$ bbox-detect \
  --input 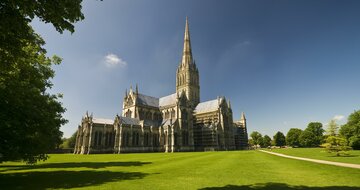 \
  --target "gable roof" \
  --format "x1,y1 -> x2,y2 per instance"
159,93 -> 177,107
136,94 -> 159,107
119,117 -> 140,125
142,119 -> 161,126
194,98 -> 222,113
92,118 -> 114,125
